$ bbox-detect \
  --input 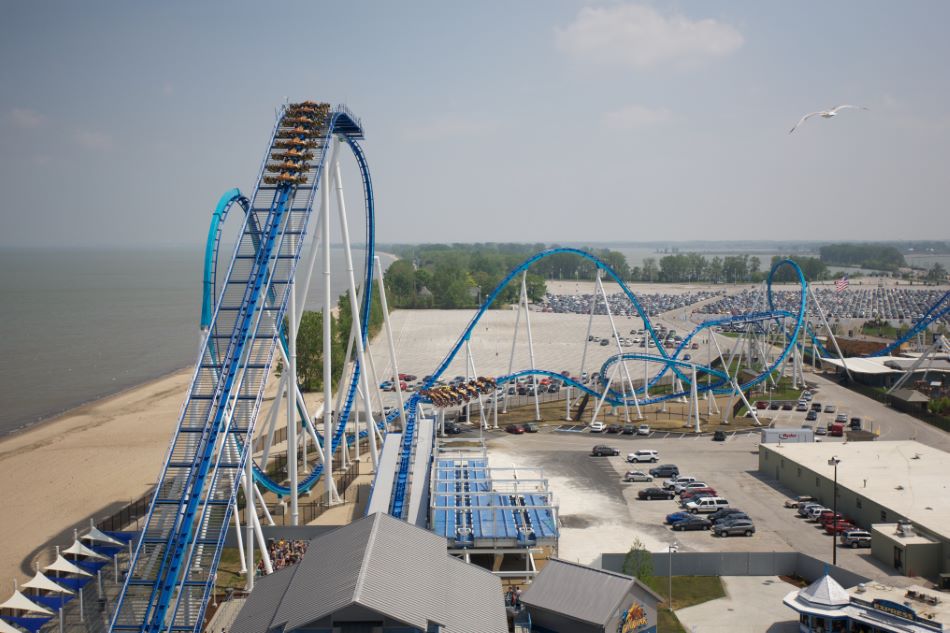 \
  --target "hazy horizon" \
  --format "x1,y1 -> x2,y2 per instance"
2,1 -> 950,248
